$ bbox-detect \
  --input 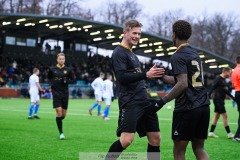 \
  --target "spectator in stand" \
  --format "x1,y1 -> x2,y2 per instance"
72,87 -> 82,99
45,42 -> 51,54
